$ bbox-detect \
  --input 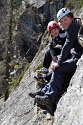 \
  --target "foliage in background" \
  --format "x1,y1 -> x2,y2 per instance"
65,0 -> 83,10
13,0 -> 22,9
0,0 -> 30,99
35,63 -> 42,71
